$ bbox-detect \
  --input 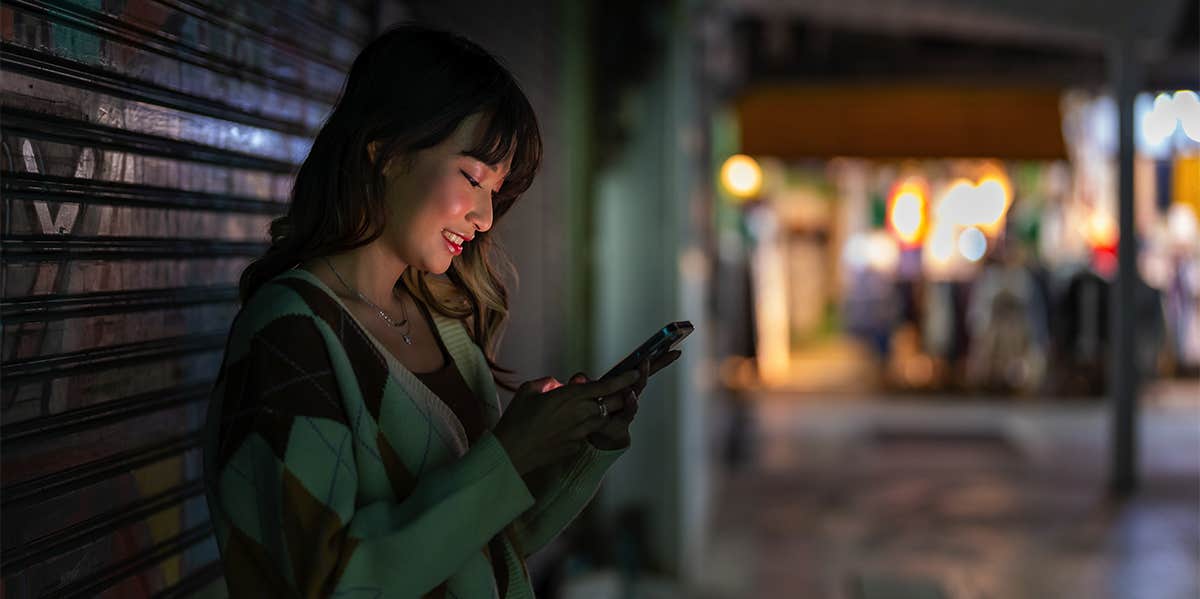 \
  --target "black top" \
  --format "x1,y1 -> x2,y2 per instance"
409,296 -> 487,444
